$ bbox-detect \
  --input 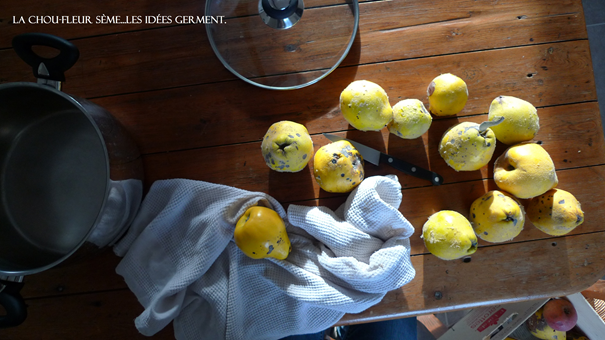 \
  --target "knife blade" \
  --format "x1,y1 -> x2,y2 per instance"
323,133 -> 443,185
